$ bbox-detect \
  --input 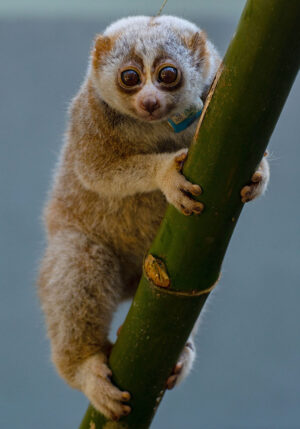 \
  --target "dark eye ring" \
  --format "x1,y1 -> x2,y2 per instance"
157,65 -> 180,87
119,68 -> 141,88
